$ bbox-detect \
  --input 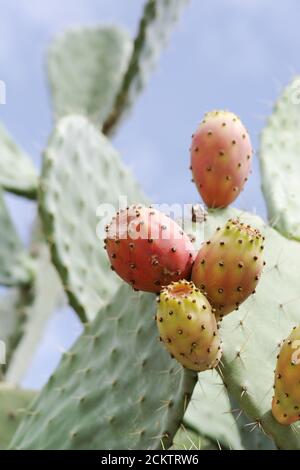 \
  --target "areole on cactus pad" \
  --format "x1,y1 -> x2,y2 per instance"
190,110 -> 253,208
